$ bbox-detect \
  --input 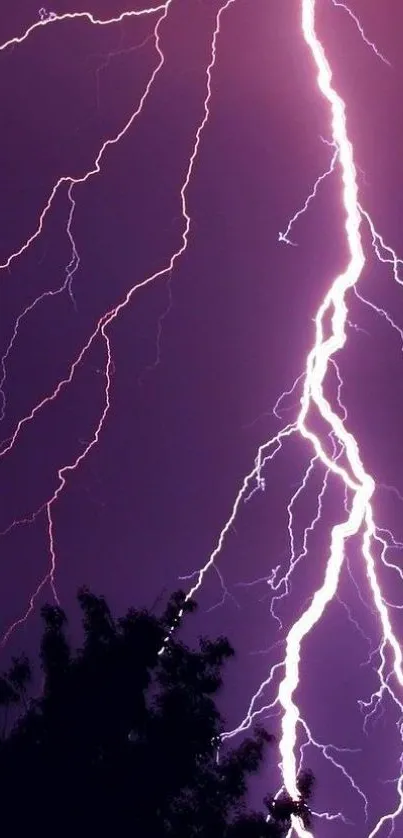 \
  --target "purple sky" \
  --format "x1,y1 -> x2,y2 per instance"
1,1 -> 403,835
